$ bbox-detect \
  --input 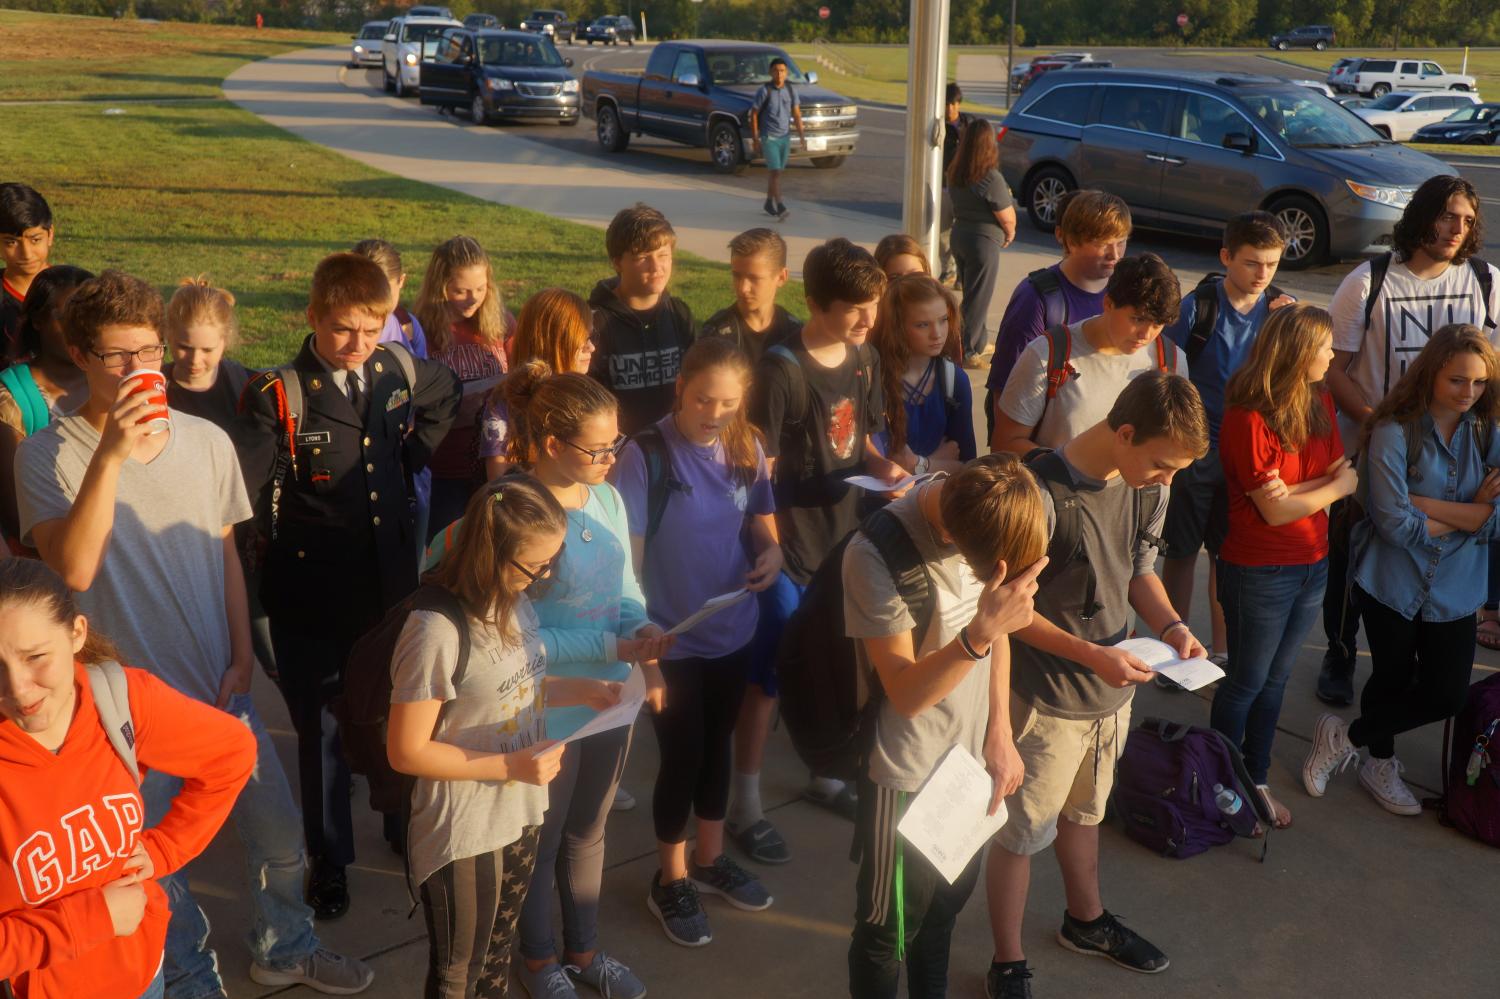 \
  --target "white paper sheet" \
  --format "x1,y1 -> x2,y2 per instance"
896,745 -> 1008,885
845,473 -> 918,493
664,588 -> 751,637
560,666 -> 646,744
1115,637 -> 1226,691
